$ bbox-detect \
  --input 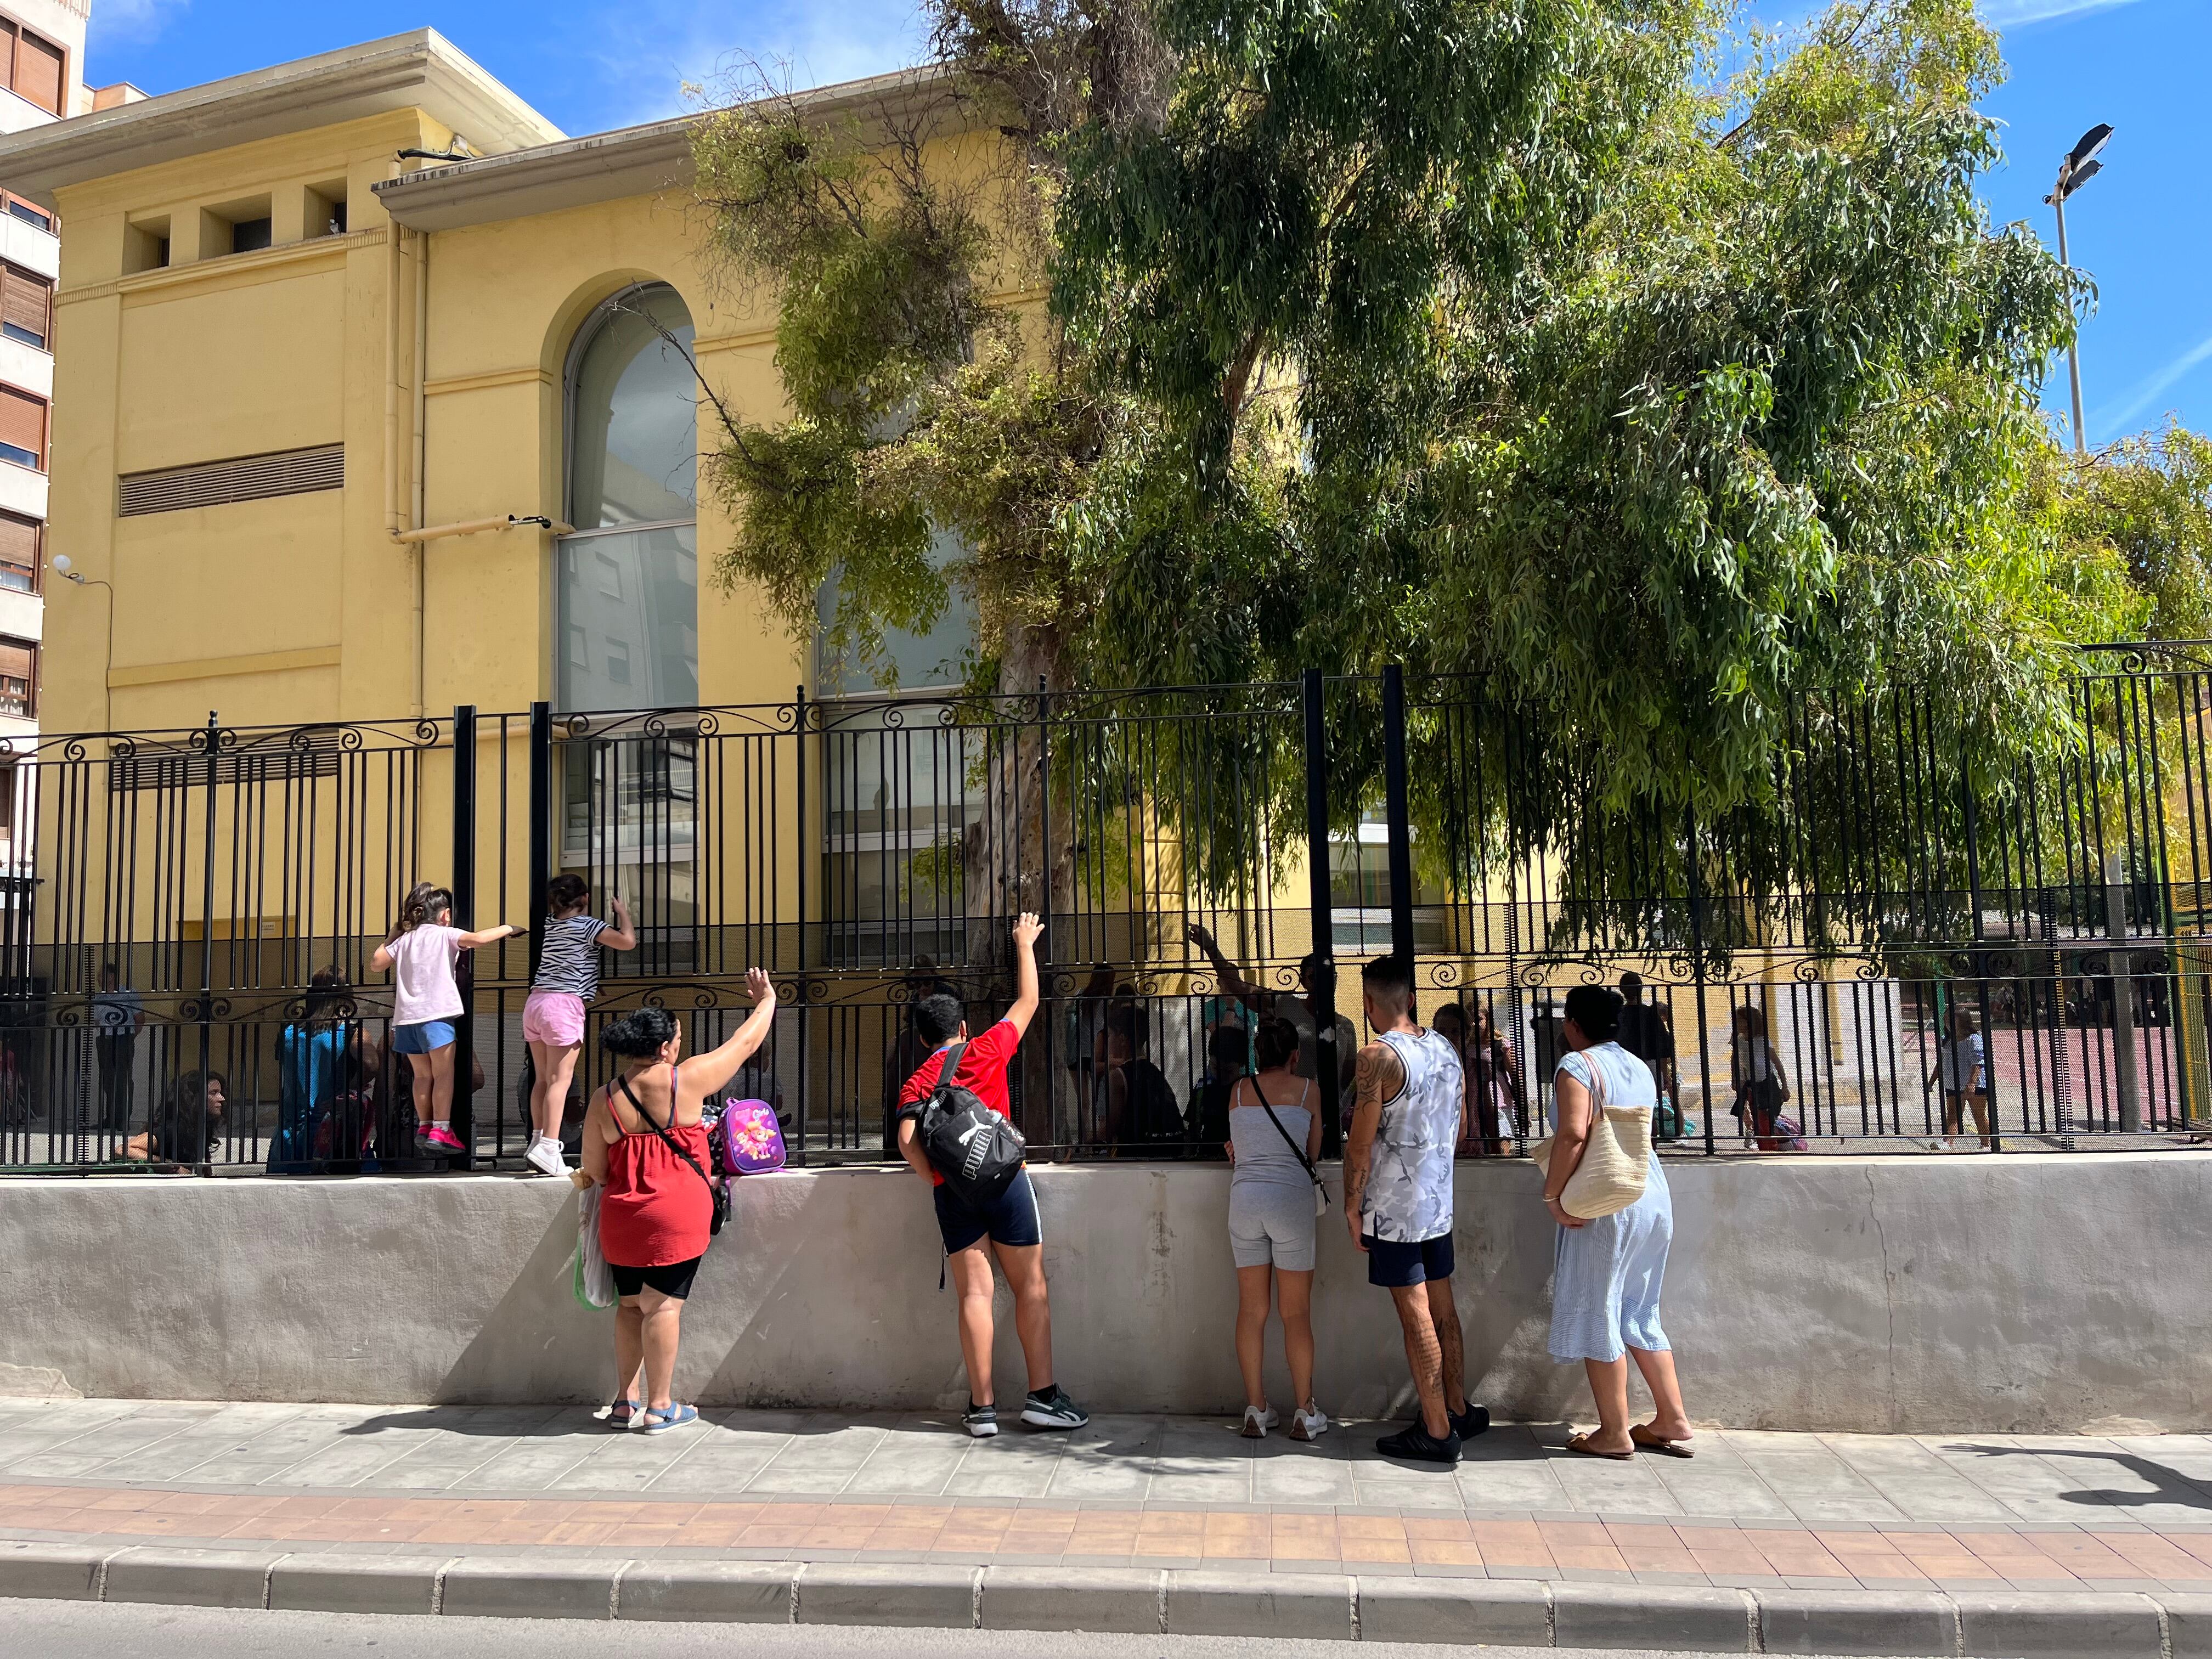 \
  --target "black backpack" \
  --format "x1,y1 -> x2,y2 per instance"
916,1040 -> 1026,1209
